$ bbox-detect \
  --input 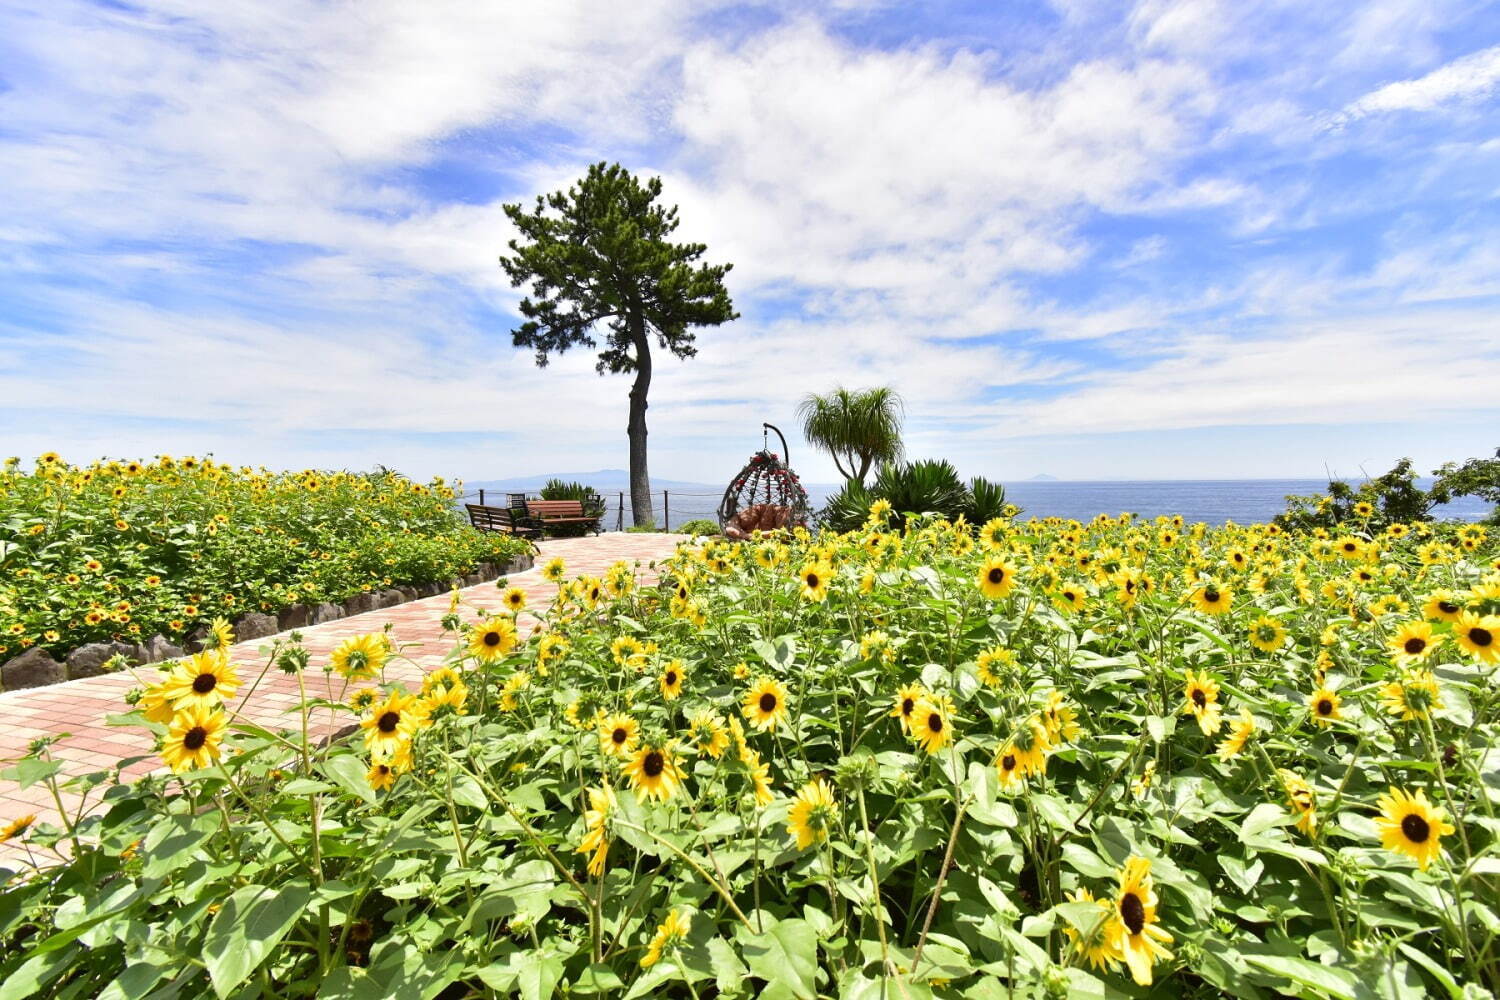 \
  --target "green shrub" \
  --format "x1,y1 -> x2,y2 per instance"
0,454 -> 531,656
674,518 -> 720,536
818,459 -> 1013,531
